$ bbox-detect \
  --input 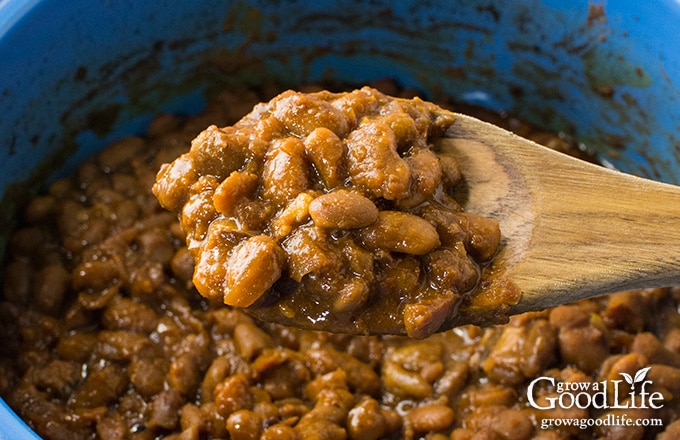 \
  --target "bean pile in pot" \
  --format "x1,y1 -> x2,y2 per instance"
152,86 -> 502,339
2,80 -> 680,440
